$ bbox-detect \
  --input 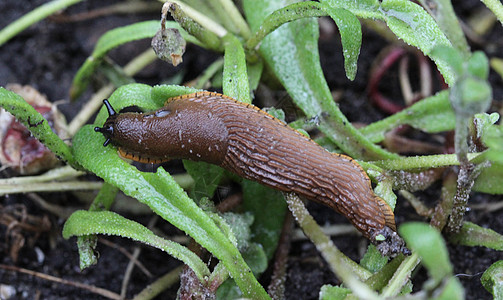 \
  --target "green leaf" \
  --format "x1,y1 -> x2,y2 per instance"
243,0 -> 397,160
319,3 -> 361,80
399,222 -> 452,284
221,212 -> 254,251
75,83 -> 269,299
417,0 -> 469,58
449,222 -> 503,250
481,260 -> 503,299
374,178 -> 397,210
71,21 -> 158,99
470,162 -> 503,194
360,90 -> 454,143
242,243 -> 268,275
183,161 -> 224,201
247,60 -> 263,92
242,181 -> 287,261
321,0 -> 380,18
432,277 -> 464,300
0,0 -> 83,46
380,0 -> 454,85
491,58 -> 503,80
450,76 -> 492,117
320,285 -> 351,300
325,0 -> 455,85
474,112 -> 500,140
216,279 -> 243,299
481,123 -> 503,164
468,51 -> 490,79
64,210 -> 210,280
0,87 -> 76,166
223,34 -> 251,103
364,255 -> 404,291
71,21 -> 199,99
77,182 -> 119,270
151,84 -> 200,107
245,1 -> 362,81
182,0 -> 219,23
264,107 -> 286,121
88,182 -> 118,211
431,46 -> 464,79
216,182 -> 286,298
360,244 -> 389,273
